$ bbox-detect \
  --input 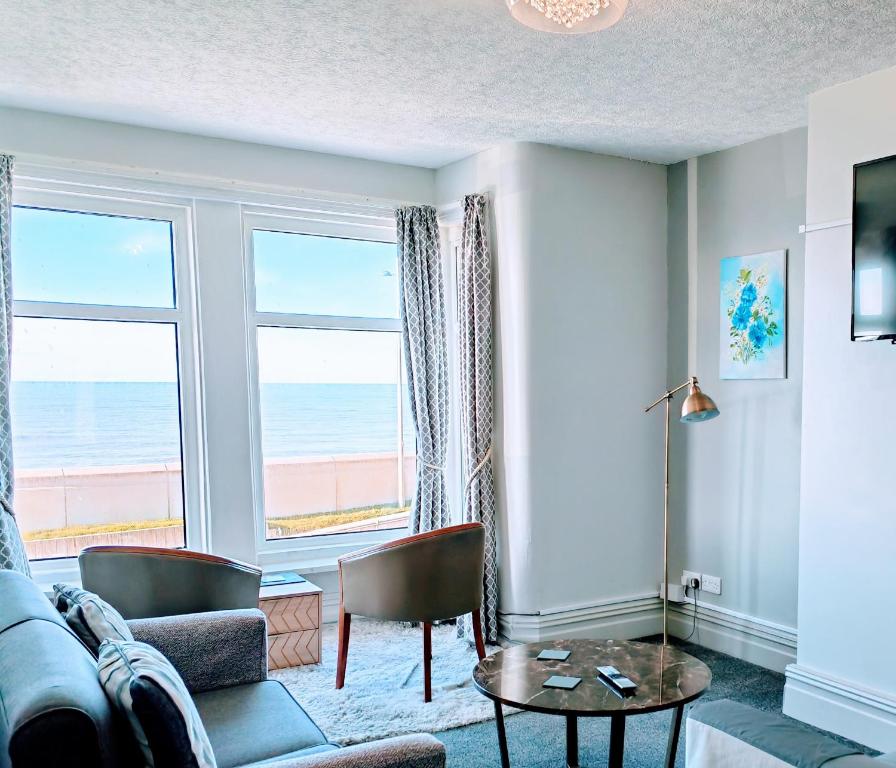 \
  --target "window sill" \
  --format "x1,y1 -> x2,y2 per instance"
29,556 -> 81,593
27,527 -> 403,591
257,527 -> 402,573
